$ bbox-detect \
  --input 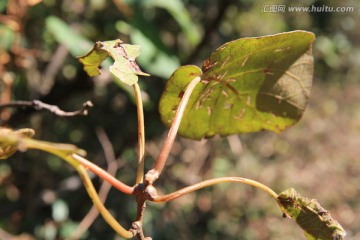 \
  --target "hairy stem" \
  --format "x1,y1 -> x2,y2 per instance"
146,76 -> 201,184
133,83 -> 145,184
151,177 -> 282,210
